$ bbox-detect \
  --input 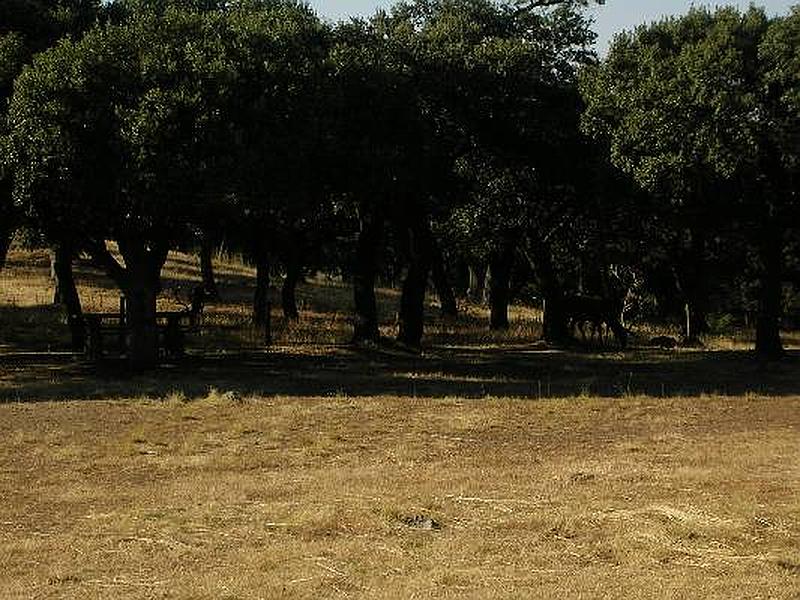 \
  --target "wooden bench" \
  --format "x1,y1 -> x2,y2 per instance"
84,312 -> 128,360
84,290 -> 205,361
155,310 -> 198,358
